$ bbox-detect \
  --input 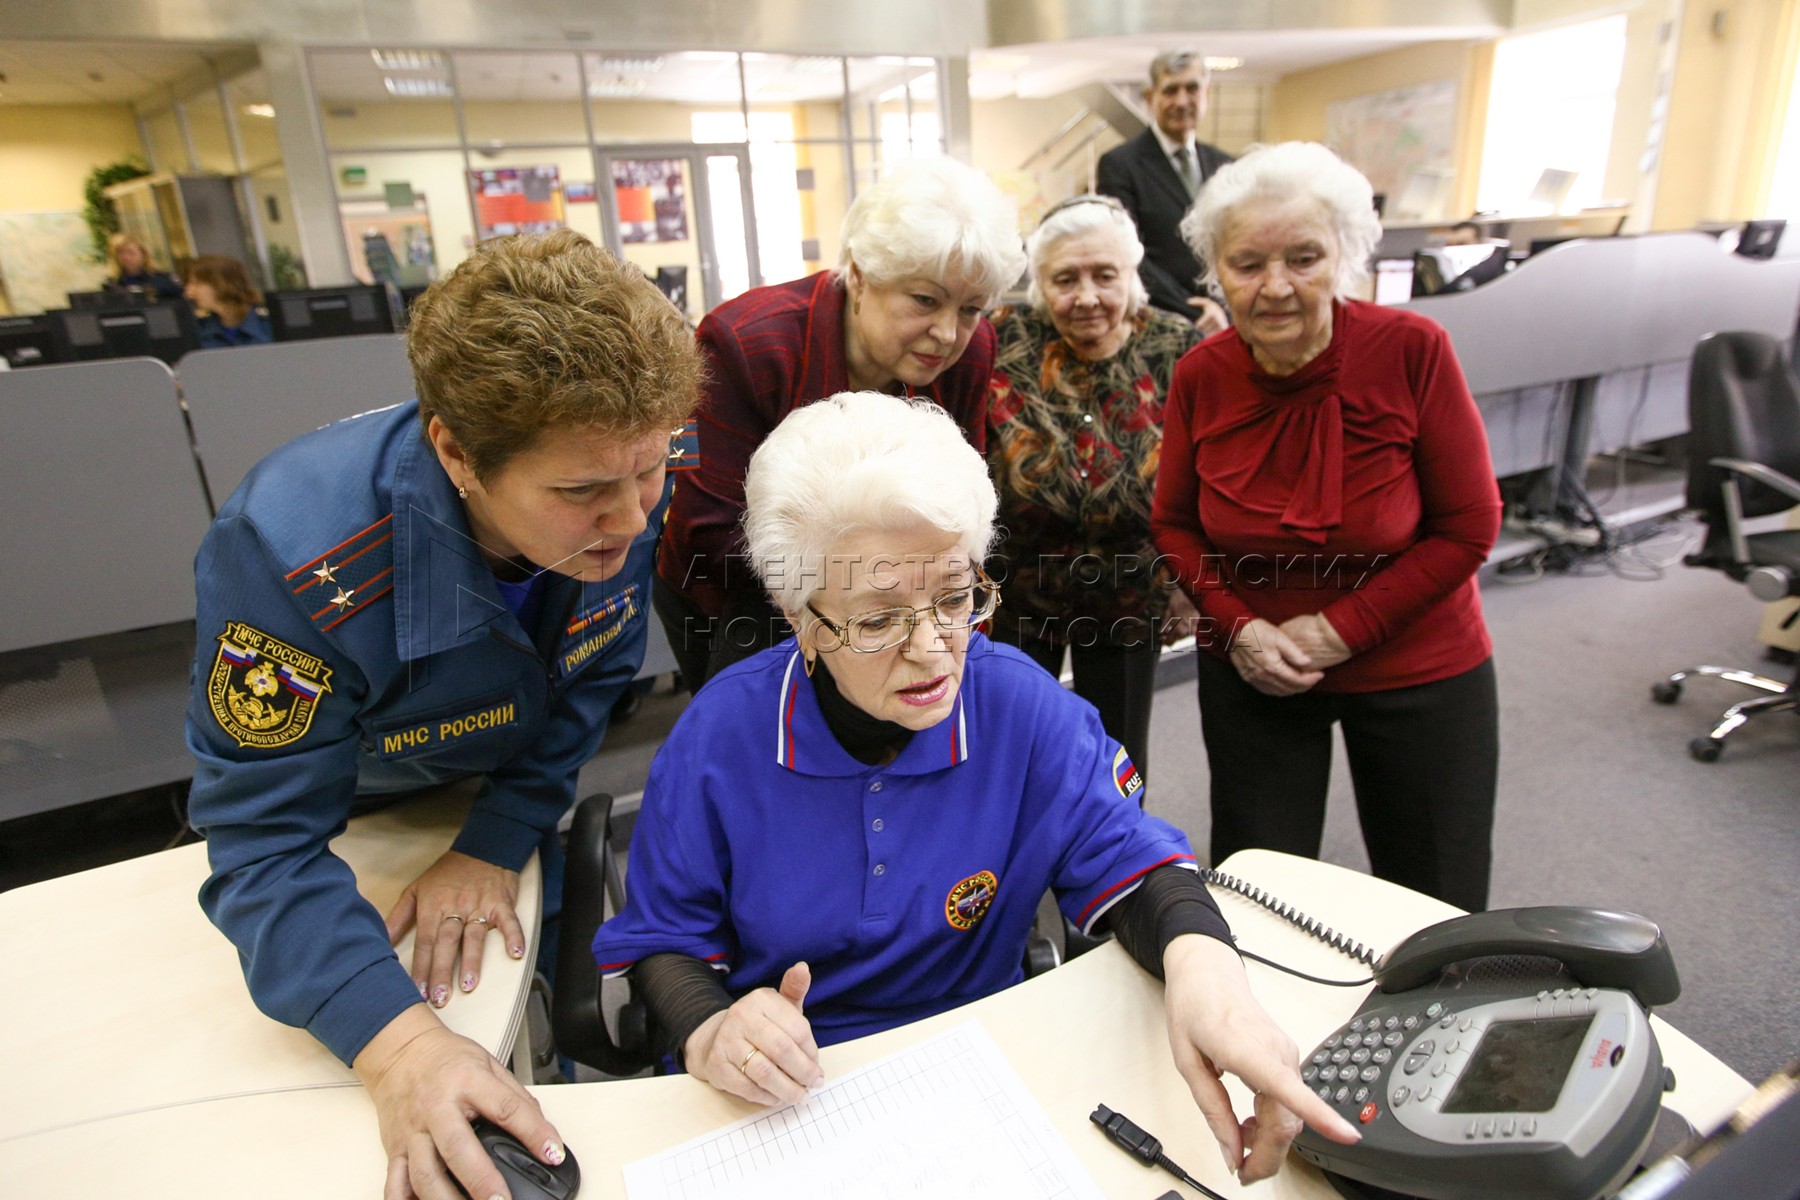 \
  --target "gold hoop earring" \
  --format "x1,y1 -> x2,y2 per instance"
803,653 -> 817,678
457,485 -> 468,500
